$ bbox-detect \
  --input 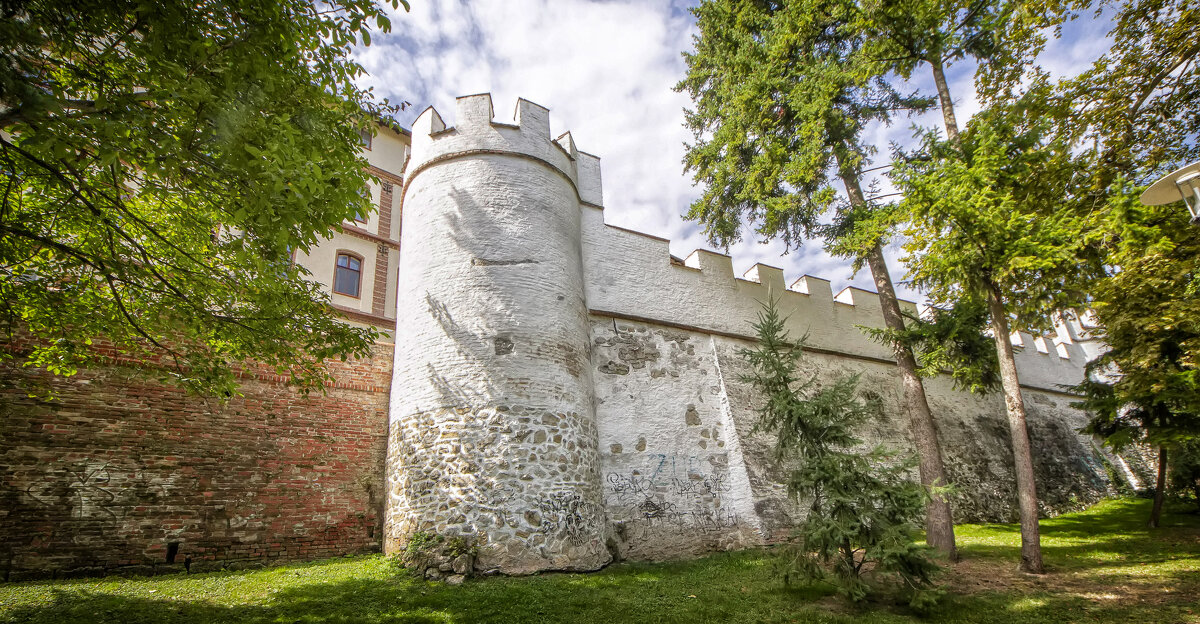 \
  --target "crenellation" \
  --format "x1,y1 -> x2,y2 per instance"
742,263 -> 786,293
514,98 -> 552,138
790,275 -> 833,298
411,106 -> 446,144
455,93 -> 496,128
683,249 -> 735,279
554,131 -> 578,160
575,151 -> 604,207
